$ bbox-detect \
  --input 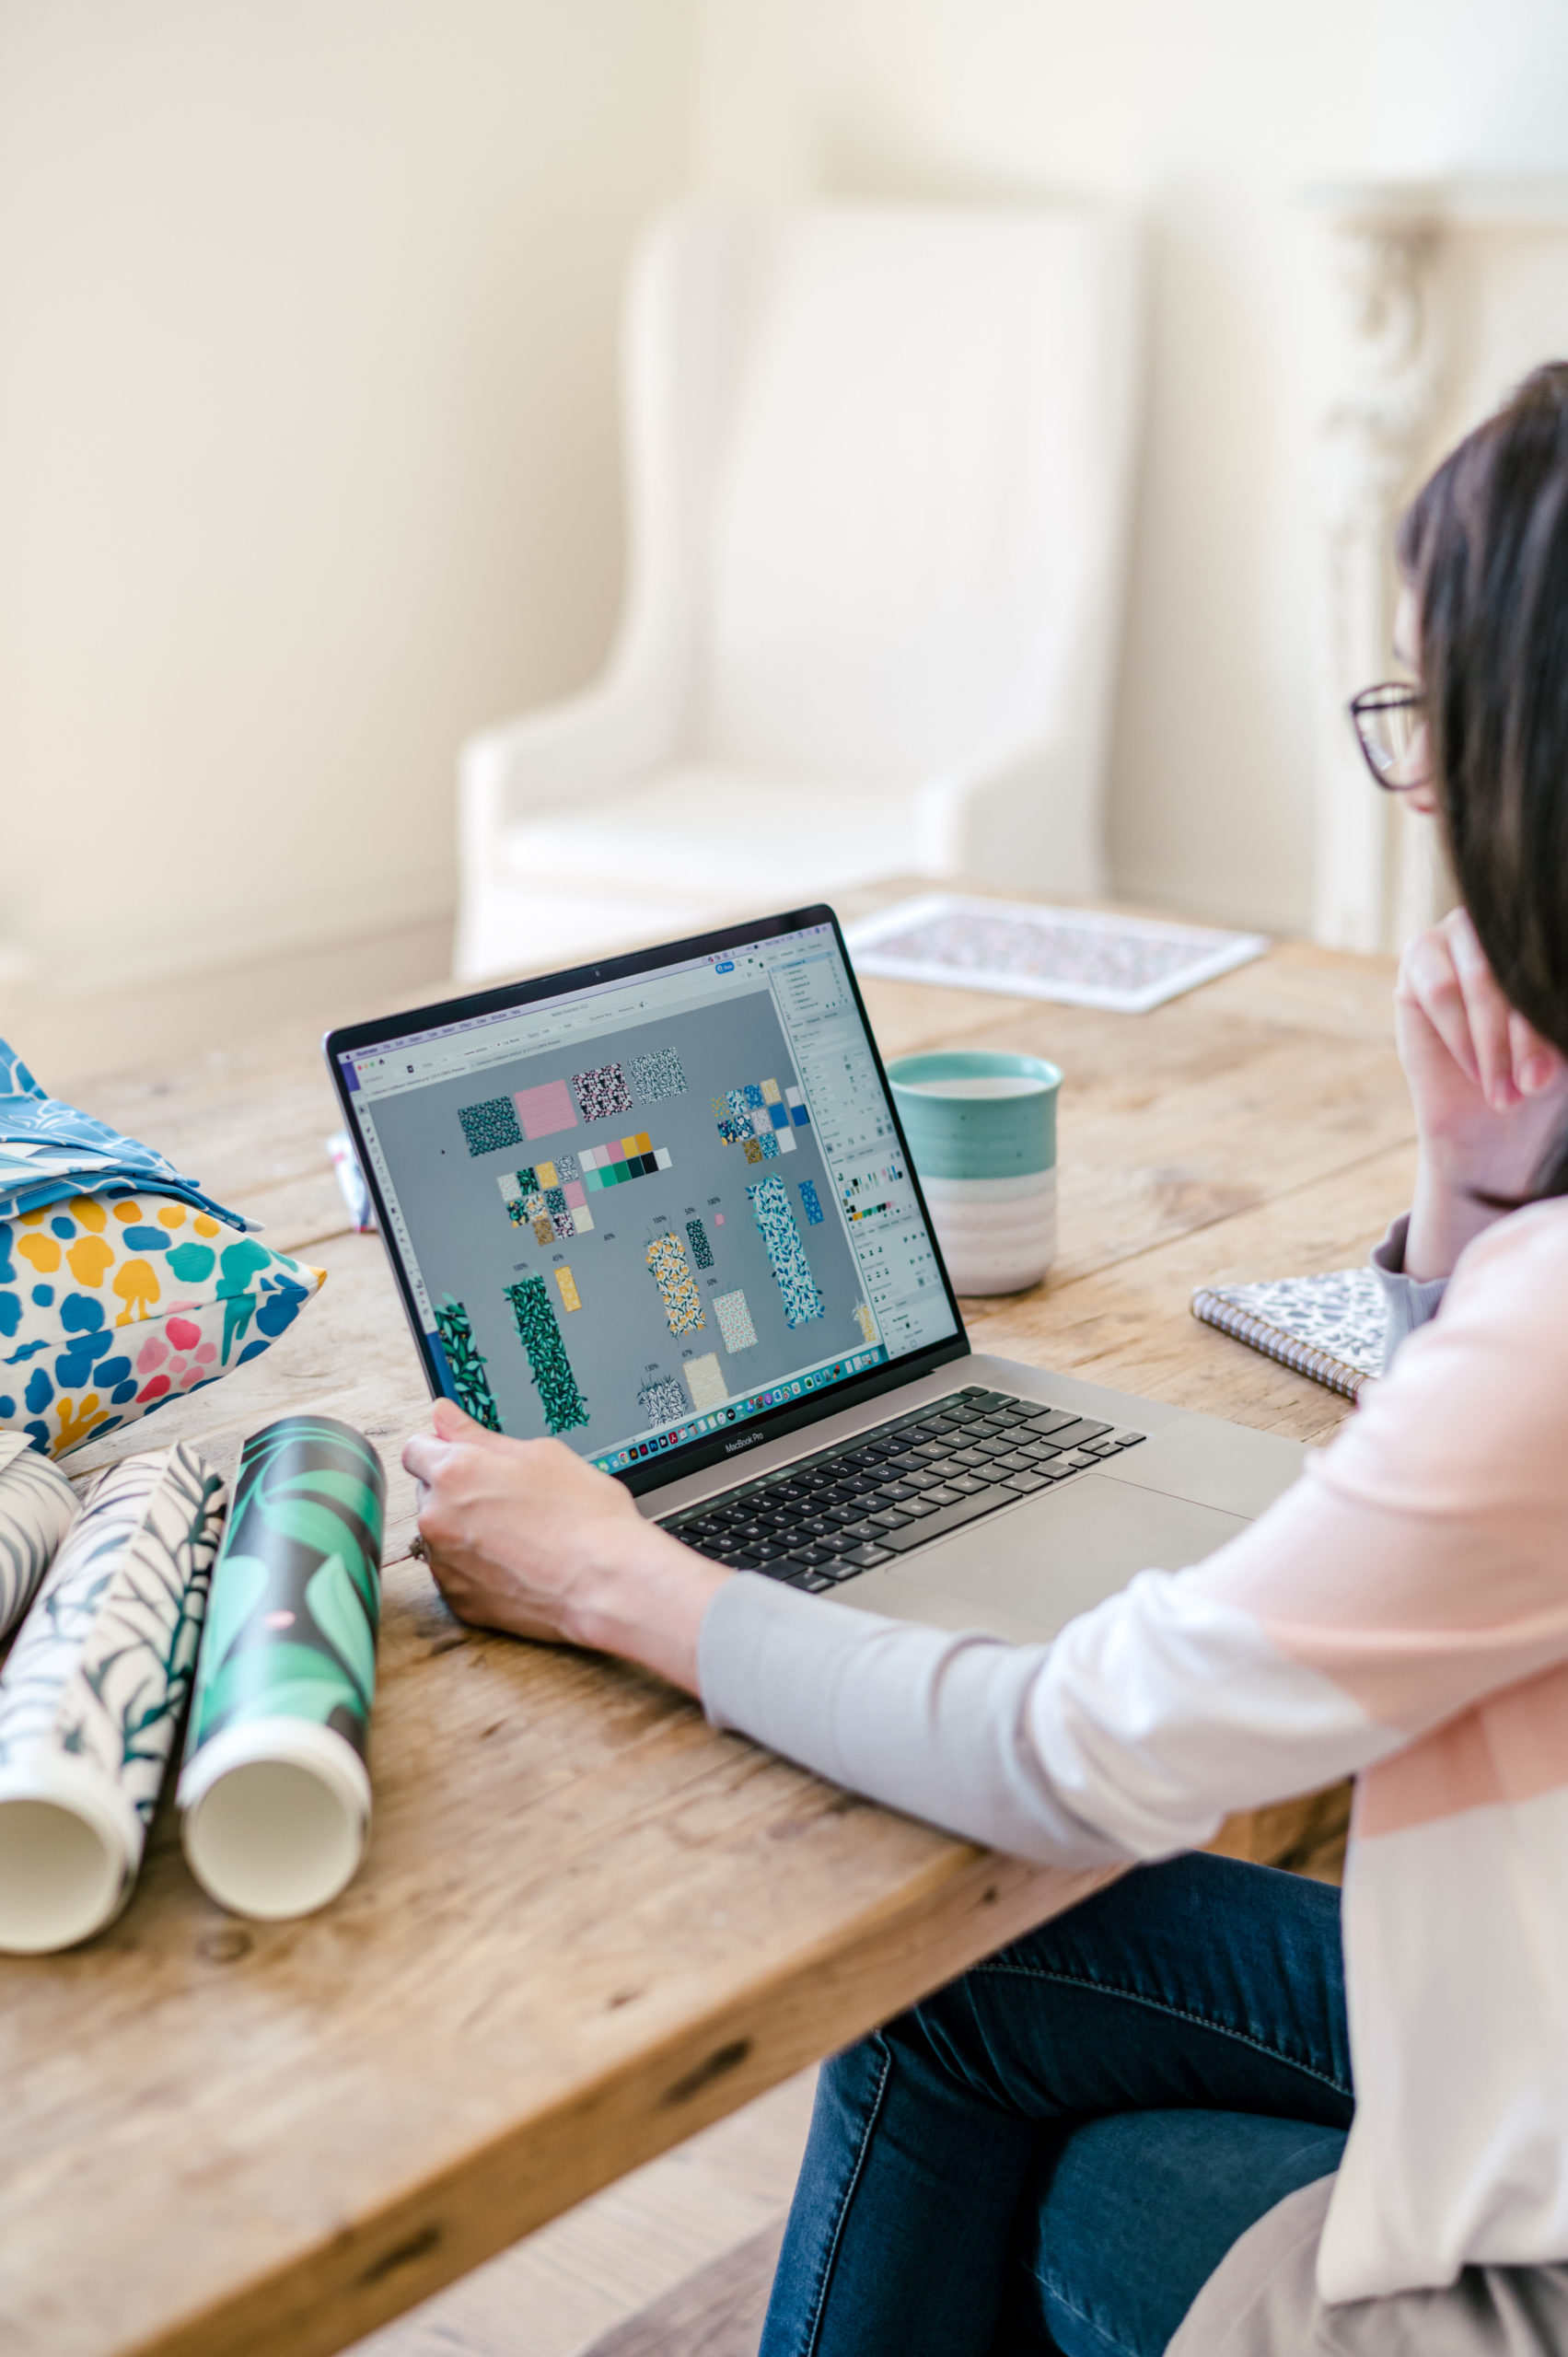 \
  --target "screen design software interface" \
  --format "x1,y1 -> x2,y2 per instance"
340,923 -> 958,1473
